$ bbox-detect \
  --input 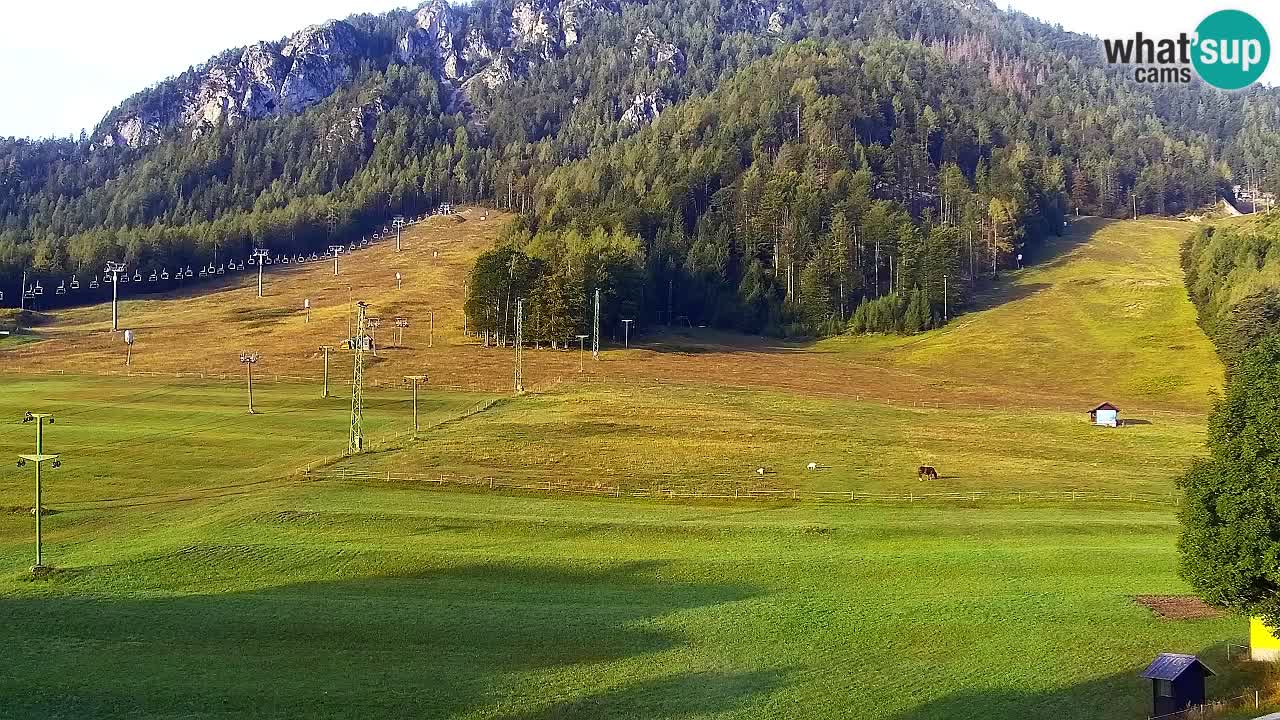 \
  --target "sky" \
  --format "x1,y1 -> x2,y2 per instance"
1,0 -> 1279,140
